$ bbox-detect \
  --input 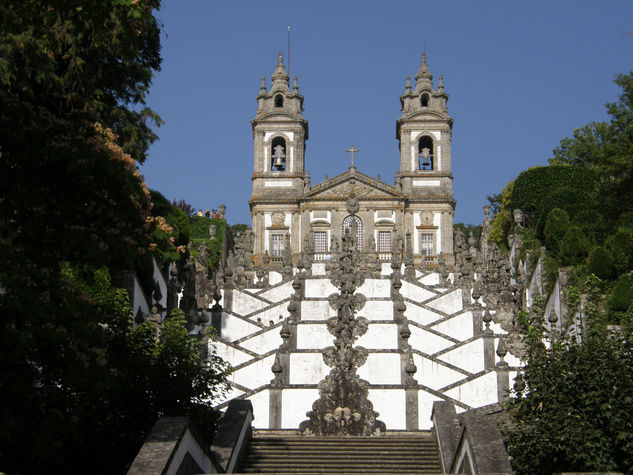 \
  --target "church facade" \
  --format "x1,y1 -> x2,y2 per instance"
249,53 -> 455,266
